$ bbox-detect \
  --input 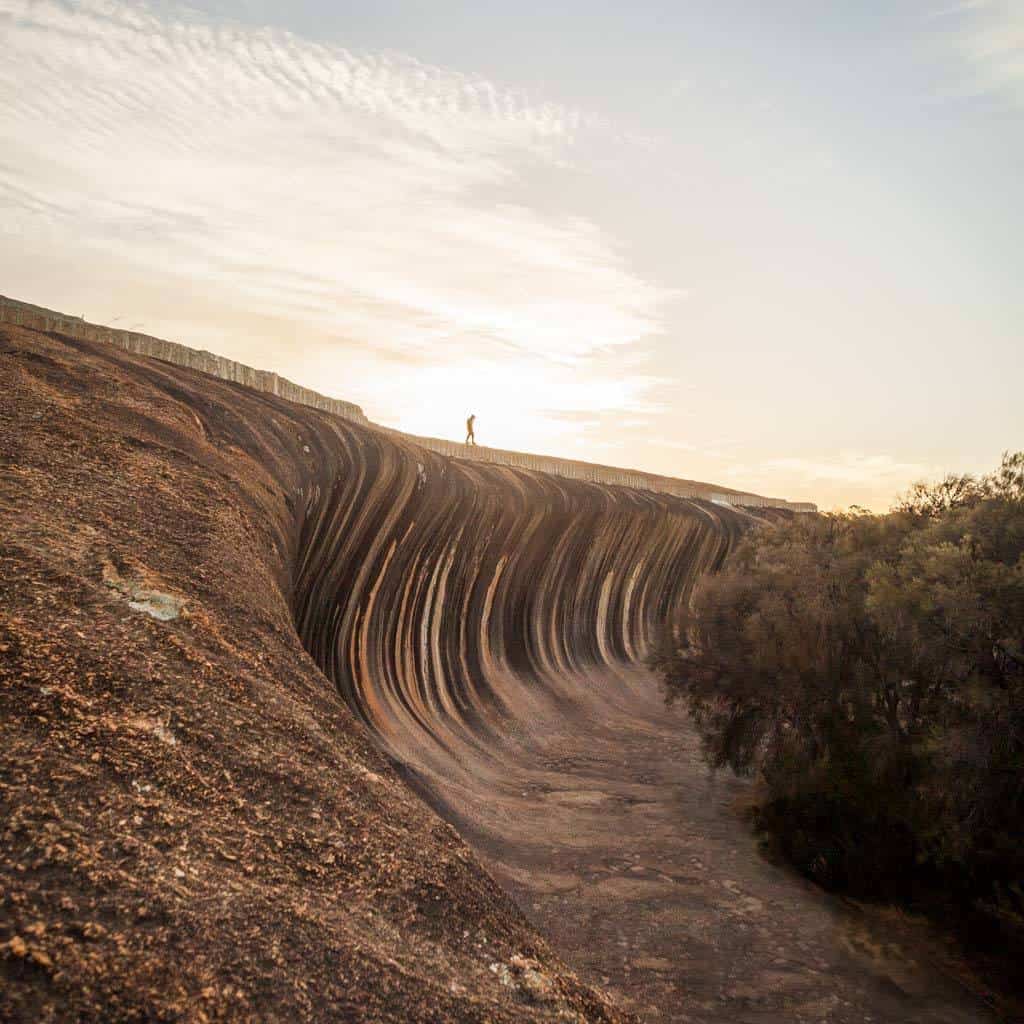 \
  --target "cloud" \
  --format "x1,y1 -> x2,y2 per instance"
730,453 -> 939,486
709,452 -> 950,512
931,0 -> 1024,107
0,0 -> 672,443
655,439 -> 697,451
